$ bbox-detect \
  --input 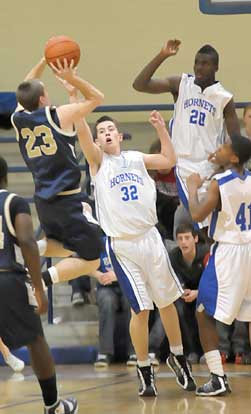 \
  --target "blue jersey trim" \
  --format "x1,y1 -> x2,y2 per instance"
175,168 -> 200,231
107,238 -> 140,314
218,169 -> 251,186
197,242 -> 219,316
209,209 -> 219,239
